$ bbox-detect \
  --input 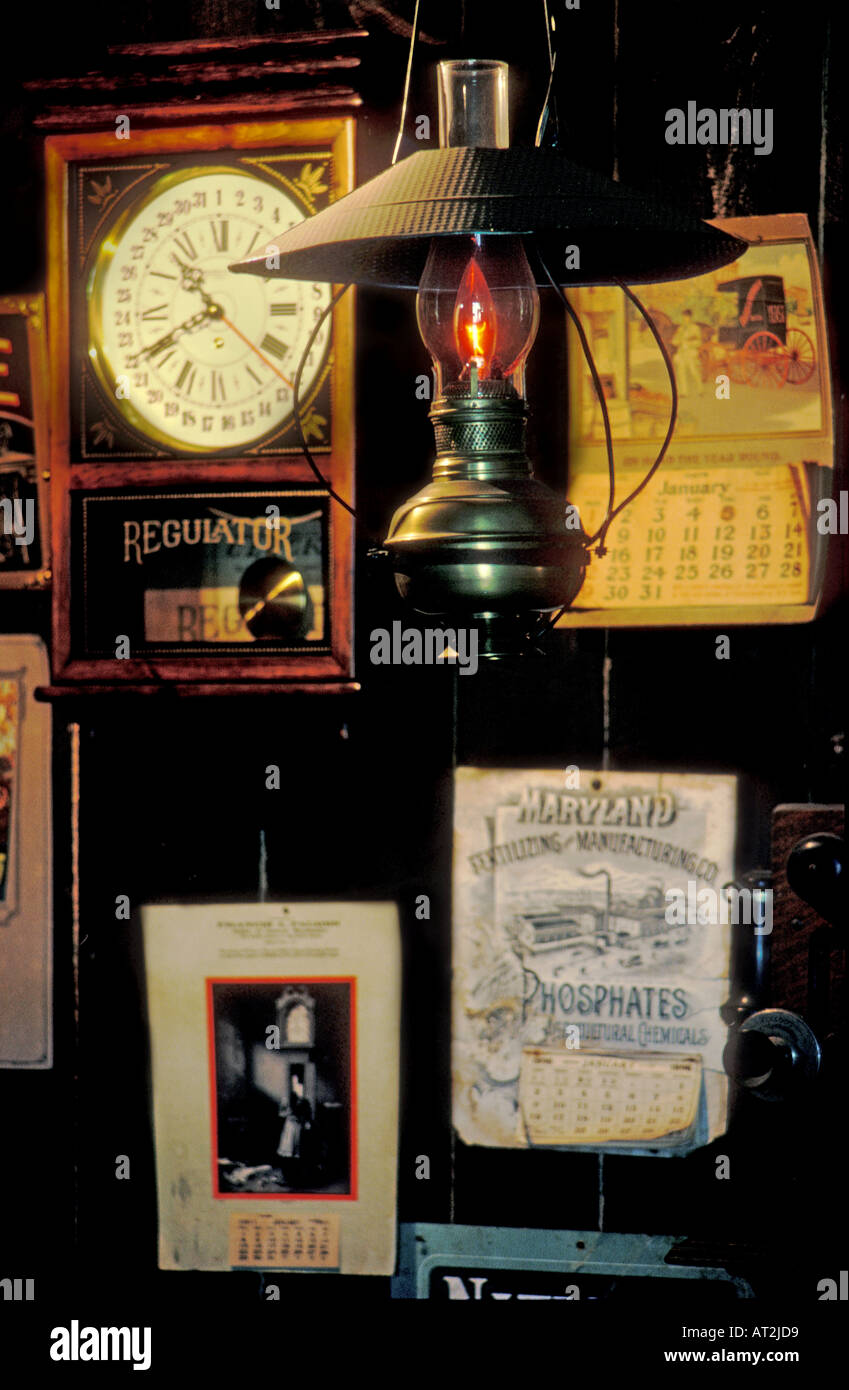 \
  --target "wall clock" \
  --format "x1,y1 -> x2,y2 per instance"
45,119 -> 355,688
